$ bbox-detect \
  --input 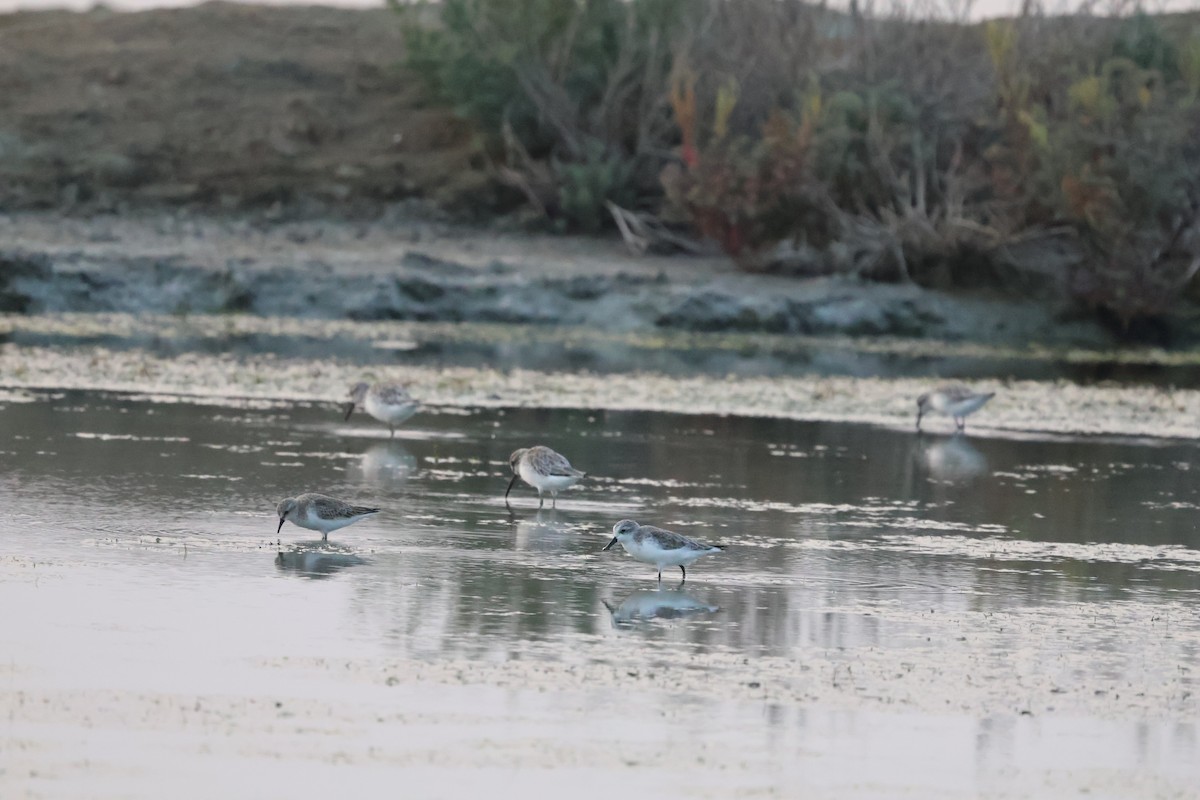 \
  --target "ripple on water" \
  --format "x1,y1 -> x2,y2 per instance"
199,443 -> 264,453
792,533 -> 1200,573
328,425 -> 467,441
0,389 -> 39,404
75,432 -> 190,442
665,496 -> 926,518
